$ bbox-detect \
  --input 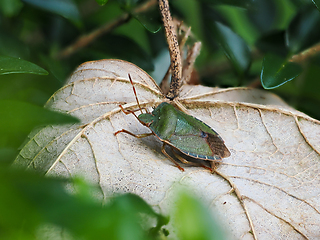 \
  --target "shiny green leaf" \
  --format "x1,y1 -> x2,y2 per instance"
133,8 -> 162,33
261,53 -> 302,89
312,0 -> 320,11
0,56 -> 48,75
214,22 -> 251,75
